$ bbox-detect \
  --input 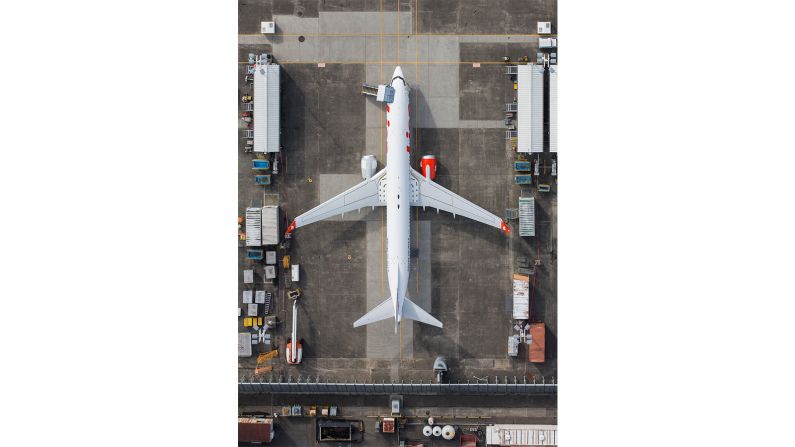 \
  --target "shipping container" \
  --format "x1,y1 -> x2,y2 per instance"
261,205 -> 279,245
253,64 -> 280,153
246,207 -> 262,247
512,274 -> 530,320
239,417 -> 275,443
486,424 -> 556,446
528,323 -> 545,363
519,197 -> 535,237
517,64 -> 544,153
